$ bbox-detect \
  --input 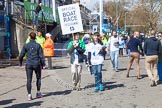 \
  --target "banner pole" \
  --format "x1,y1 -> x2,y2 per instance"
72,33 -> 74,40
